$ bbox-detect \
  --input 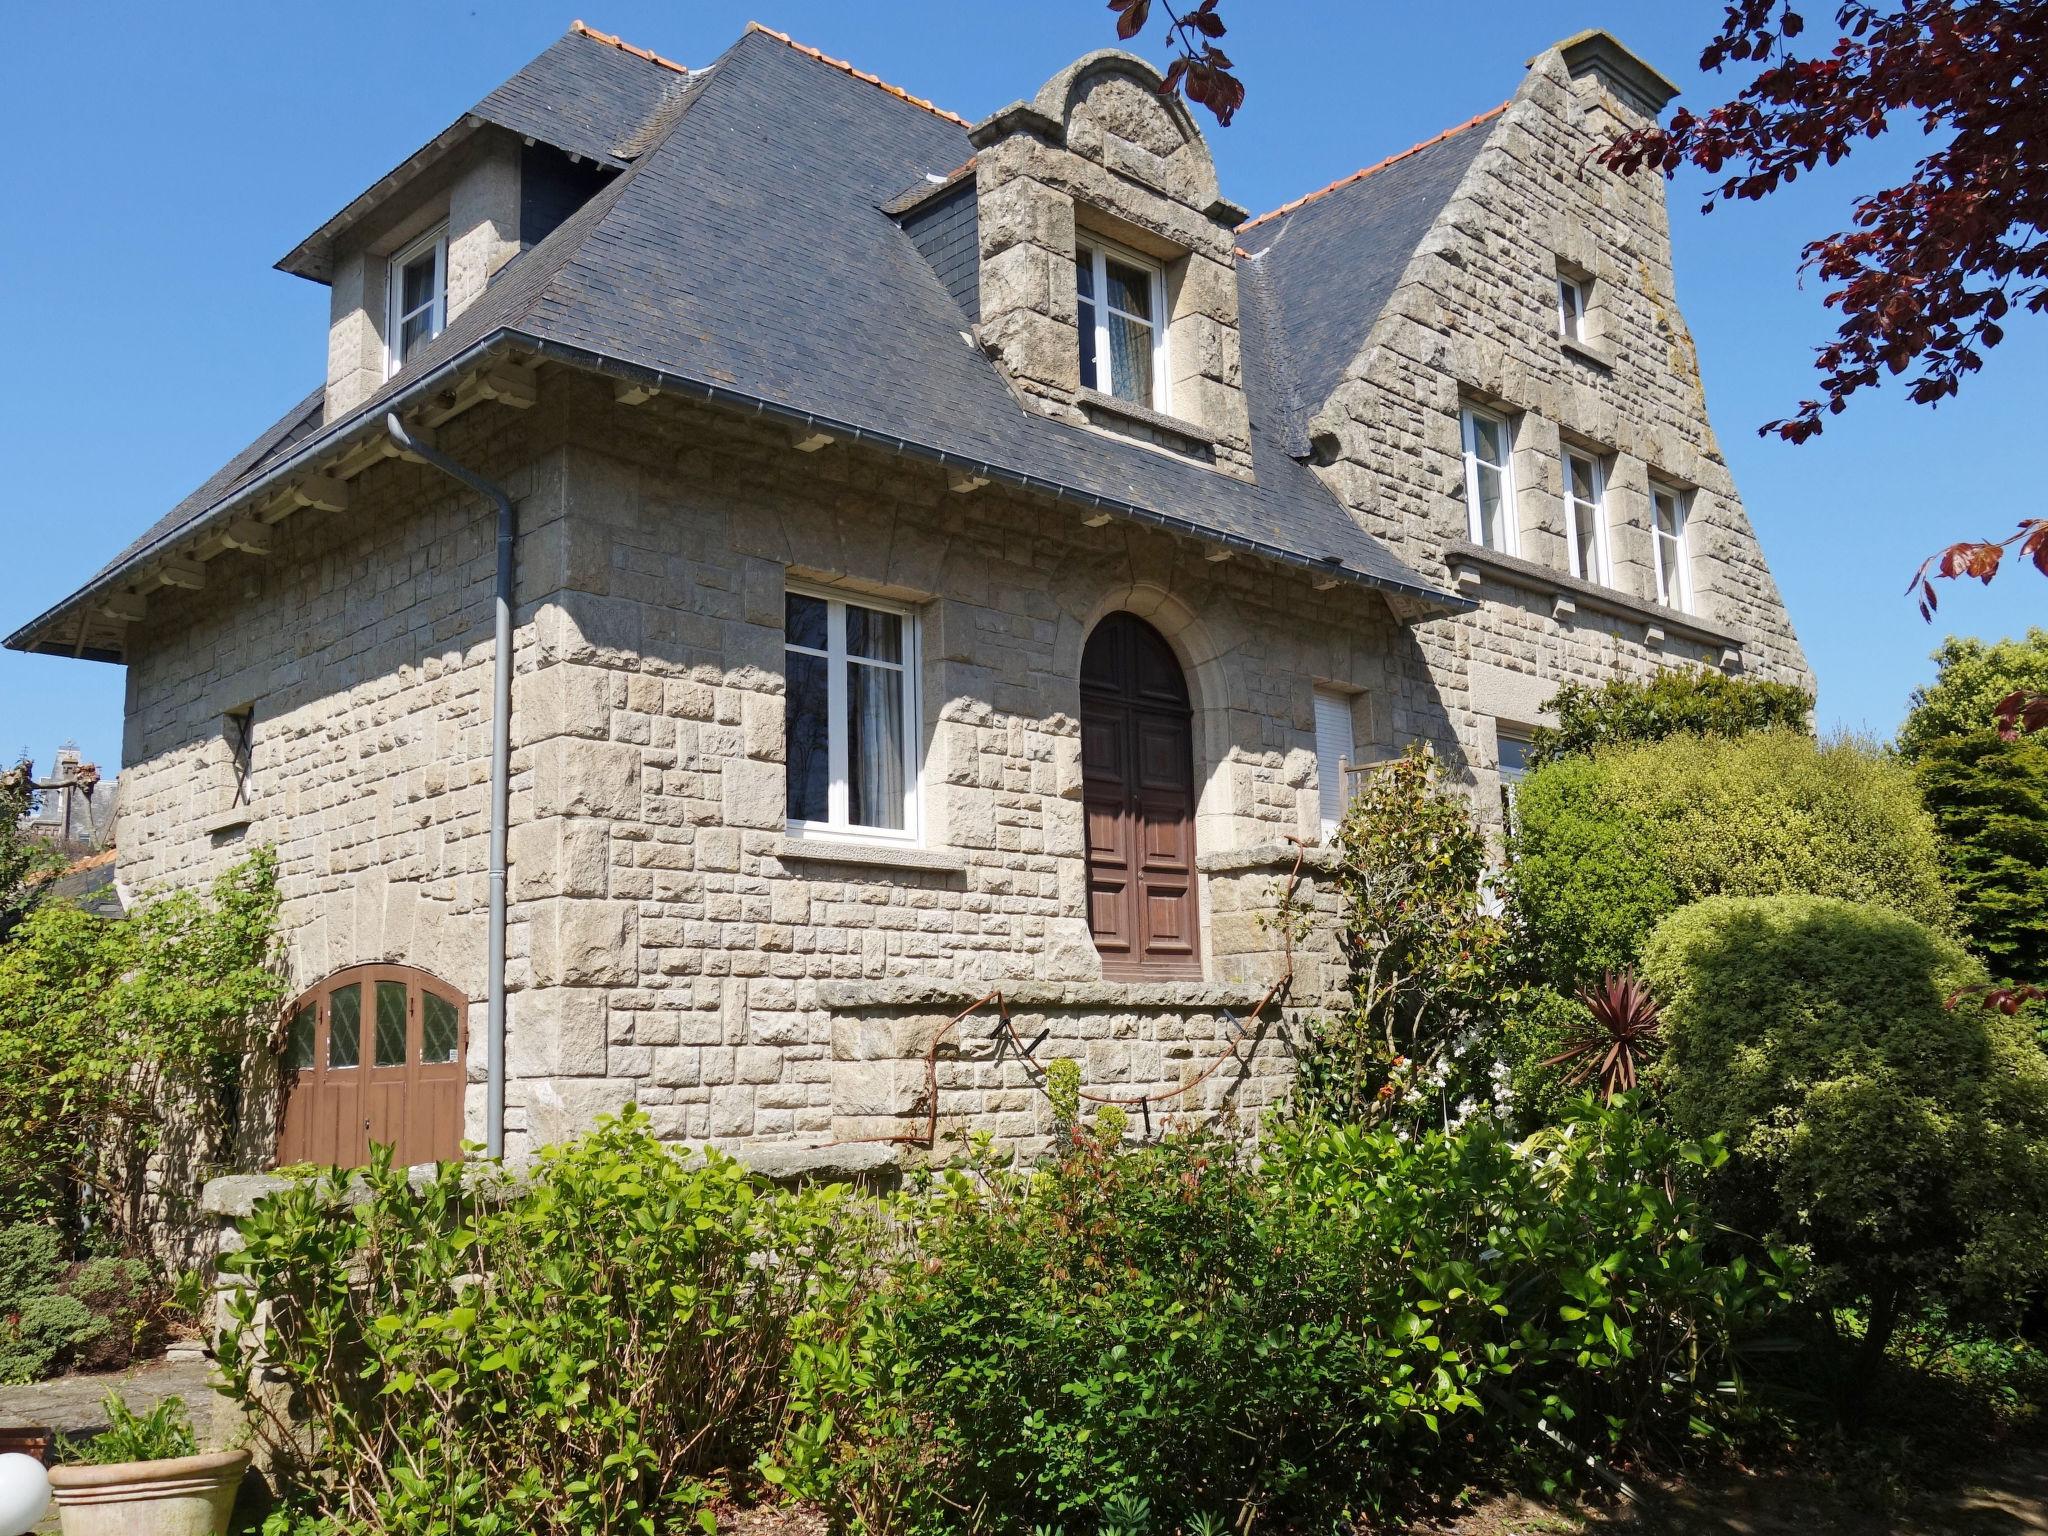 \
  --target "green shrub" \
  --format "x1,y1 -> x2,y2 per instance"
1511,731 -> 1953,989
779,1105 -> 1792,1533
1898,628 -> 2048,758
1643,894 -> 2048,1365
1527,668 -> 1812,769
0,849 -> 284,1241
0,1223 -> 61,1312
59,1393 -> 197,1465
0,1291 -> 107,1384
66,1256 -> 162,1372
1914,733 -> 2048,983
220,1107 -> 879,1536
1297,748 -> 1512,1126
